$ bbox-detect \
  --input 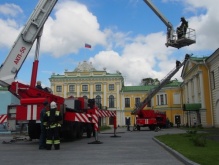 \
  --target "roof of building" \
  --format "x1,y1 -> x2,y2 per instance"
74,61 -> 96,72
122,80 -> 182,92
0,87 -> 7,91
